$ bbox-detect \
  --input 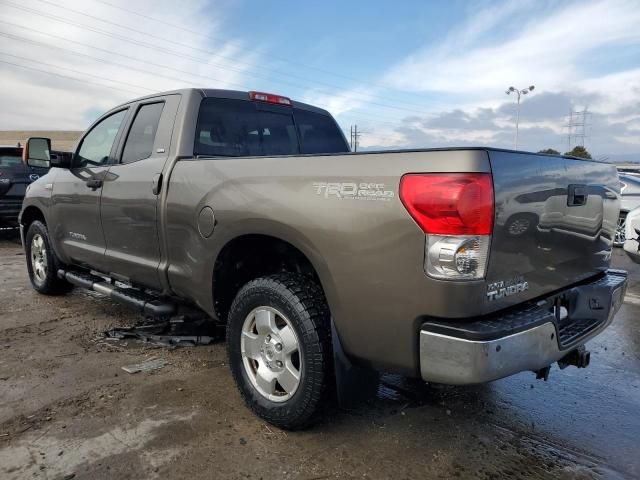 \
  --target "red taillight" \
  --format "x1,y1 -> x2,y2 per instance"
399,173 -> 494,235
249,91 -> 292,106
